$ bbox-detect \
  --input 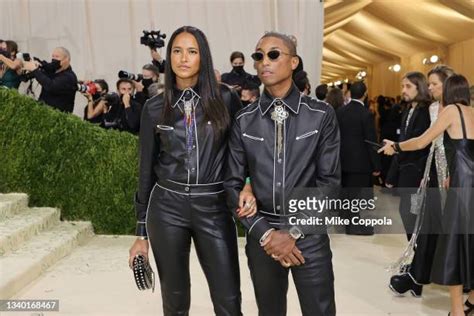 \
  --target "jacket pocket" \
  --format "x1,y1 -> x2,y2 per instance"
296,129 -> 318,140
242,133 -> 264,141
